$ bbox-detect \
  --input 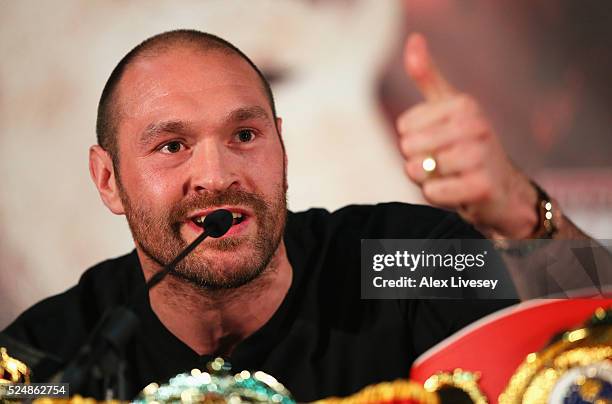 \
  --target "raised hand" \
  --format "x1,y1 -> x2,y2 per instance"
397,33 -> 538,239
